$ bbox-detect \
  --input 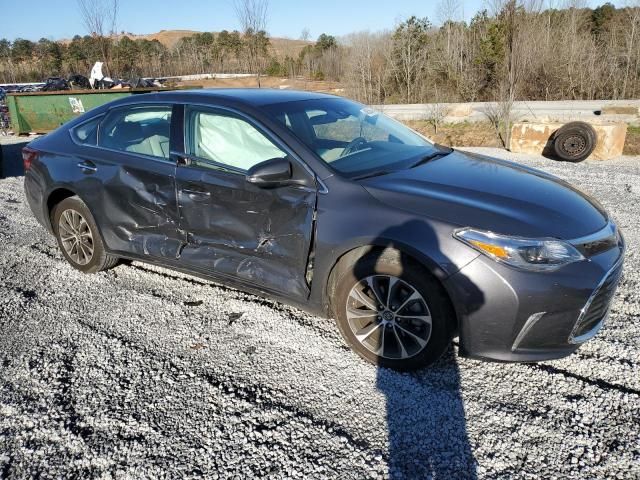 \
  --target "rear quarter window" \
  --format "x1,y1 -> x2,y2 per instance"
71,116 -> 101,146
